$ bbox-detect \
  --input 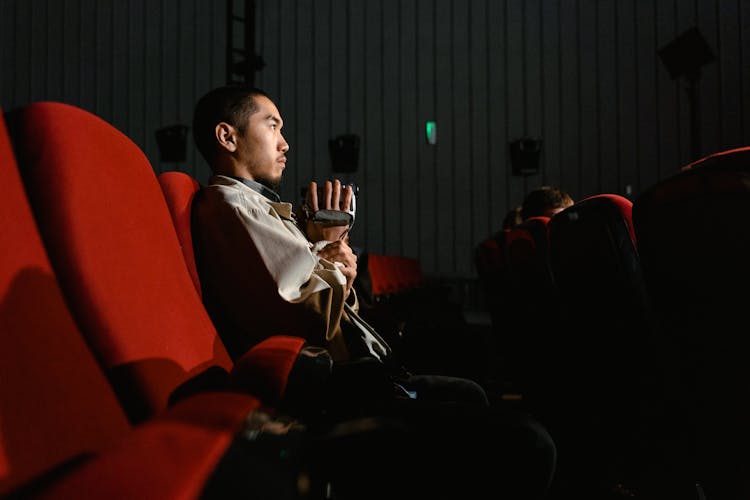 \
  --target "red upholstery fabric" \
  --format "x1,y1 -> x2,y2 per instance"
38,393 -> 261,500
682,145 -> 750,171
158,171 -> 203,297
0,107 -> 132,495
156,170 -> 307,408
230,335 -> 307,408
367,254 -> 425,298
8,102 -> 240,422
546,194 -> 662,480
0,106 -> 268,498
